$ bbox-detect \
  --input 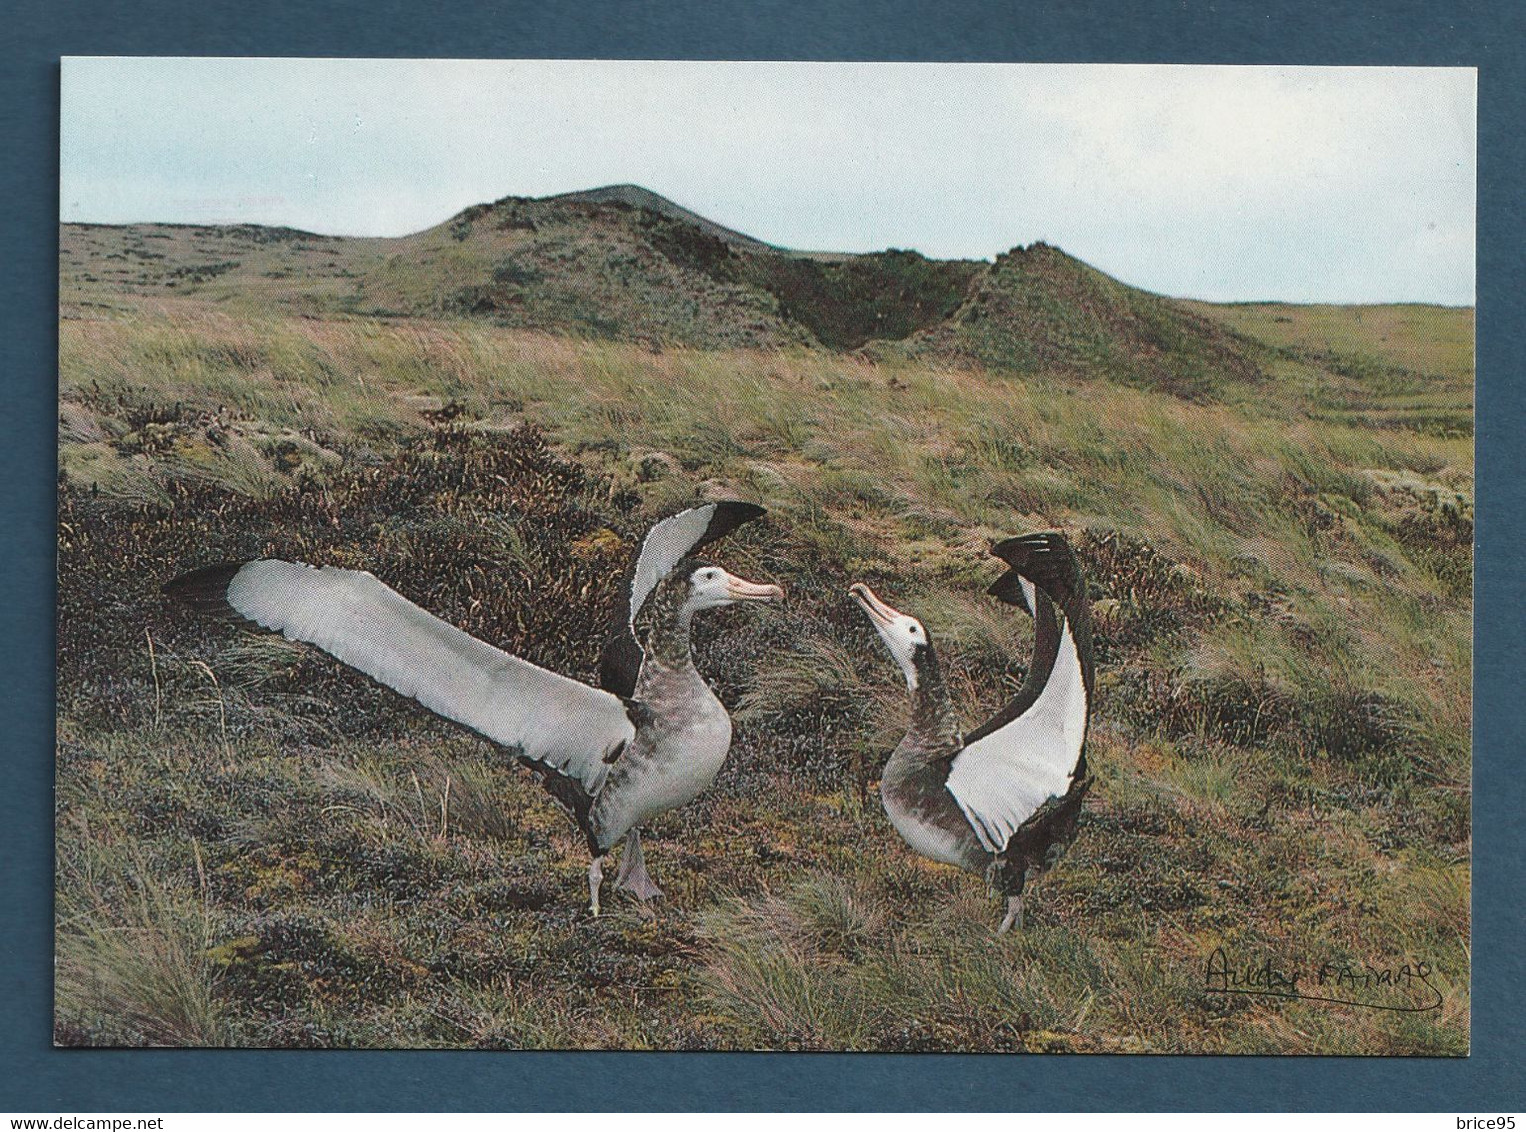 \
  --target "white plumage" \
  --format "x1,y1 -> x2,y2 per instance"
626,504 -> 727,634
224,560 -> 634,794
167,502 -> 781,917
850,529 -> 1095,933
945,618 -> 1089,853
